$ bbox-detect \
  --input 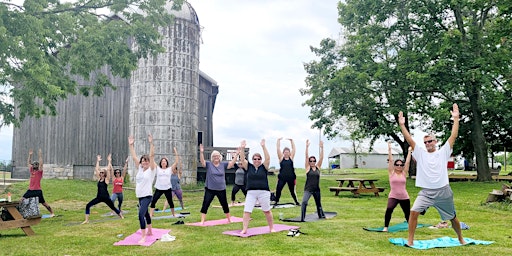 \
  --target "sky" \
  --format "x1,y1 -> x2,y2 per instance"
0,0 -> 428,167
